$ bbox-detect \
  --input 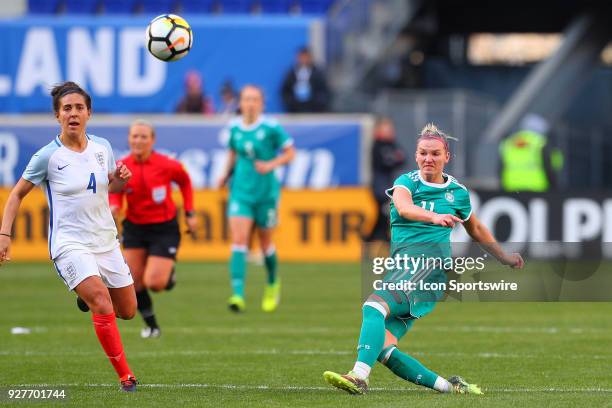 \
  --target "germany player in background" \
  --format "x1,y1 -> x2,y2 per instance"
0,82 -> 138,391
324,124 -> 524,395
218,85 -> 295,313
109,120 -> 197,338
